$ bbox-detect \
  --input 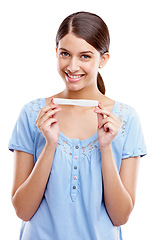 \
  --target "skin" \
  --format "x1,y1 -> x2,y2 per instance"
11,33 -> 140,226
